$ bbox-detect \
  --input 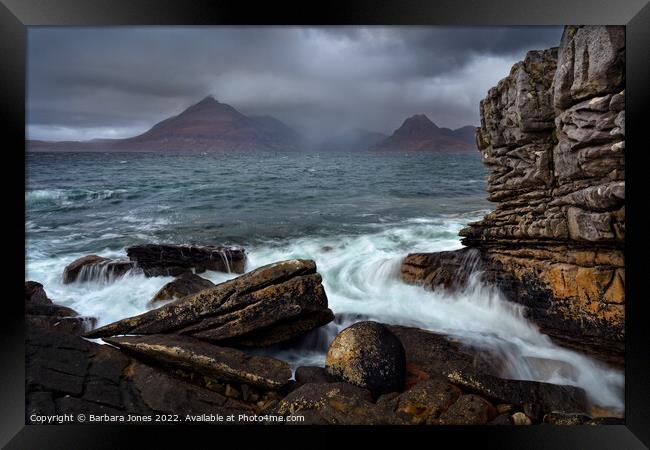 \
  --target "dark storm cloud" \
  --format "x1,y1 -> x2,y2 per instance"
27,26 -> 563,141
